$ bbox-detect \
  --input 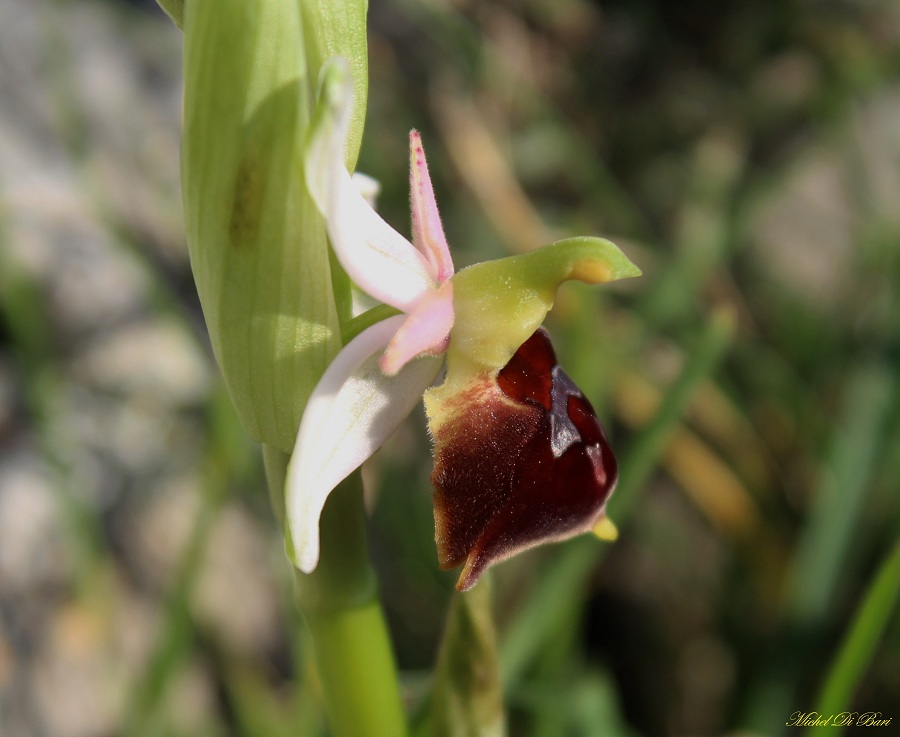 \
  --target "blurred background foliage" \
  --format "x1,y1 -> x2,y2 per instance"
0,0 -> 899,735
